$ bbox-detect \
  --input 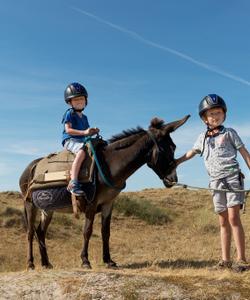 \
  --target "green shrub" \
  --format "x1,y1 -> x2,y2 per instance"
53,214 -> 74,227
0,207 -> 25,229
114,196 -> 172,225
